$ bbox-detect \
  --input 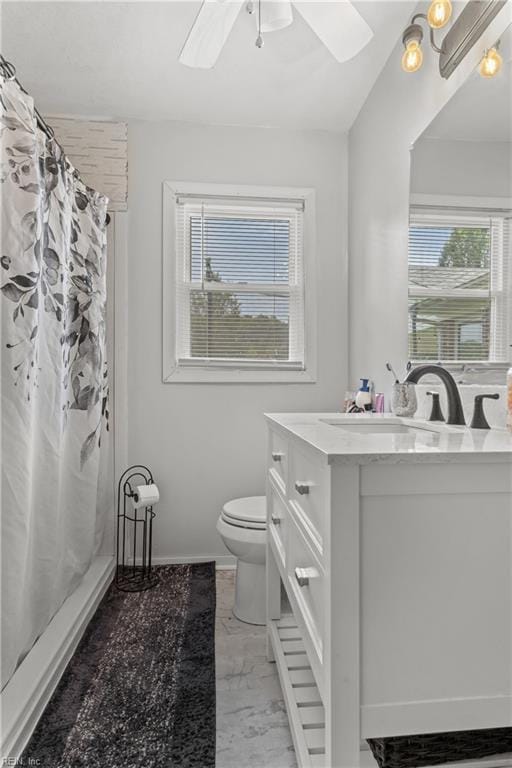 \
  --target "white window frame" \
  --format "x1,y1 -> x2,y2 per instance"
162,181 -> 317,383
408,200 -> 512,373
